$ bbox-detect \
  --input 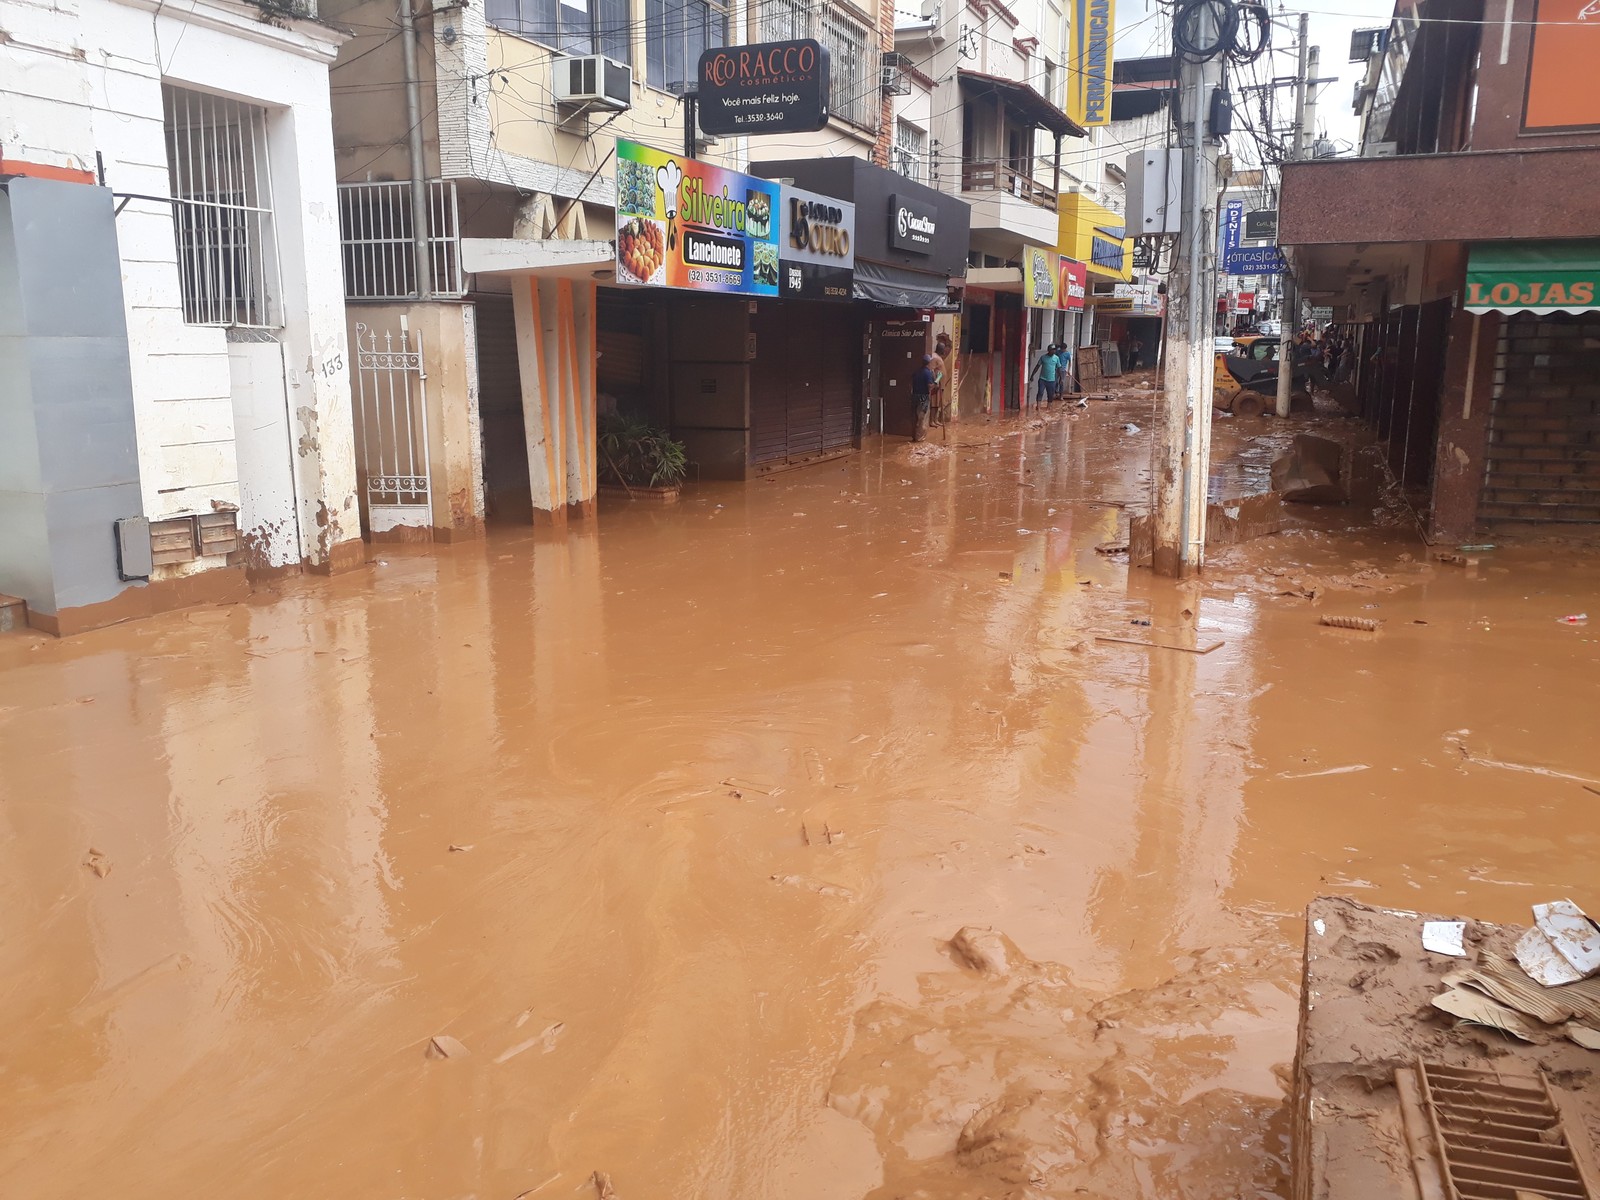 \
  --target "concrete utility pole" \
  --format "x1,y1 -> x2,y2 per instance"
399,0 -> 432,299
1153,2 -> 1225,578
1276,12 -> 1311,418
